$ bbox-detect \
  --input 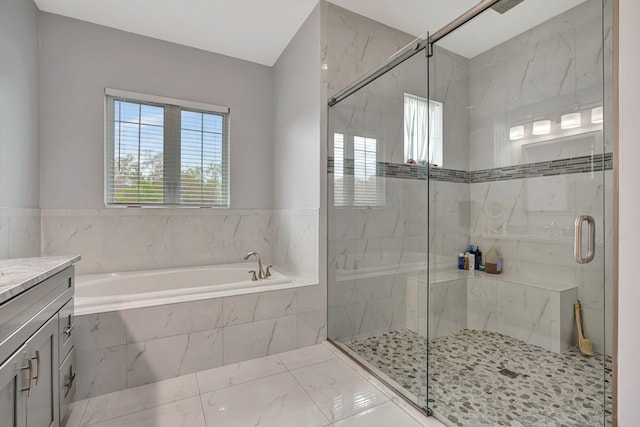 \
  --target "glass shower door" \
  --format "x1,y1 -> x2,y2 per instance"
426,0 -> 611,425
327,46 -> 431,410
